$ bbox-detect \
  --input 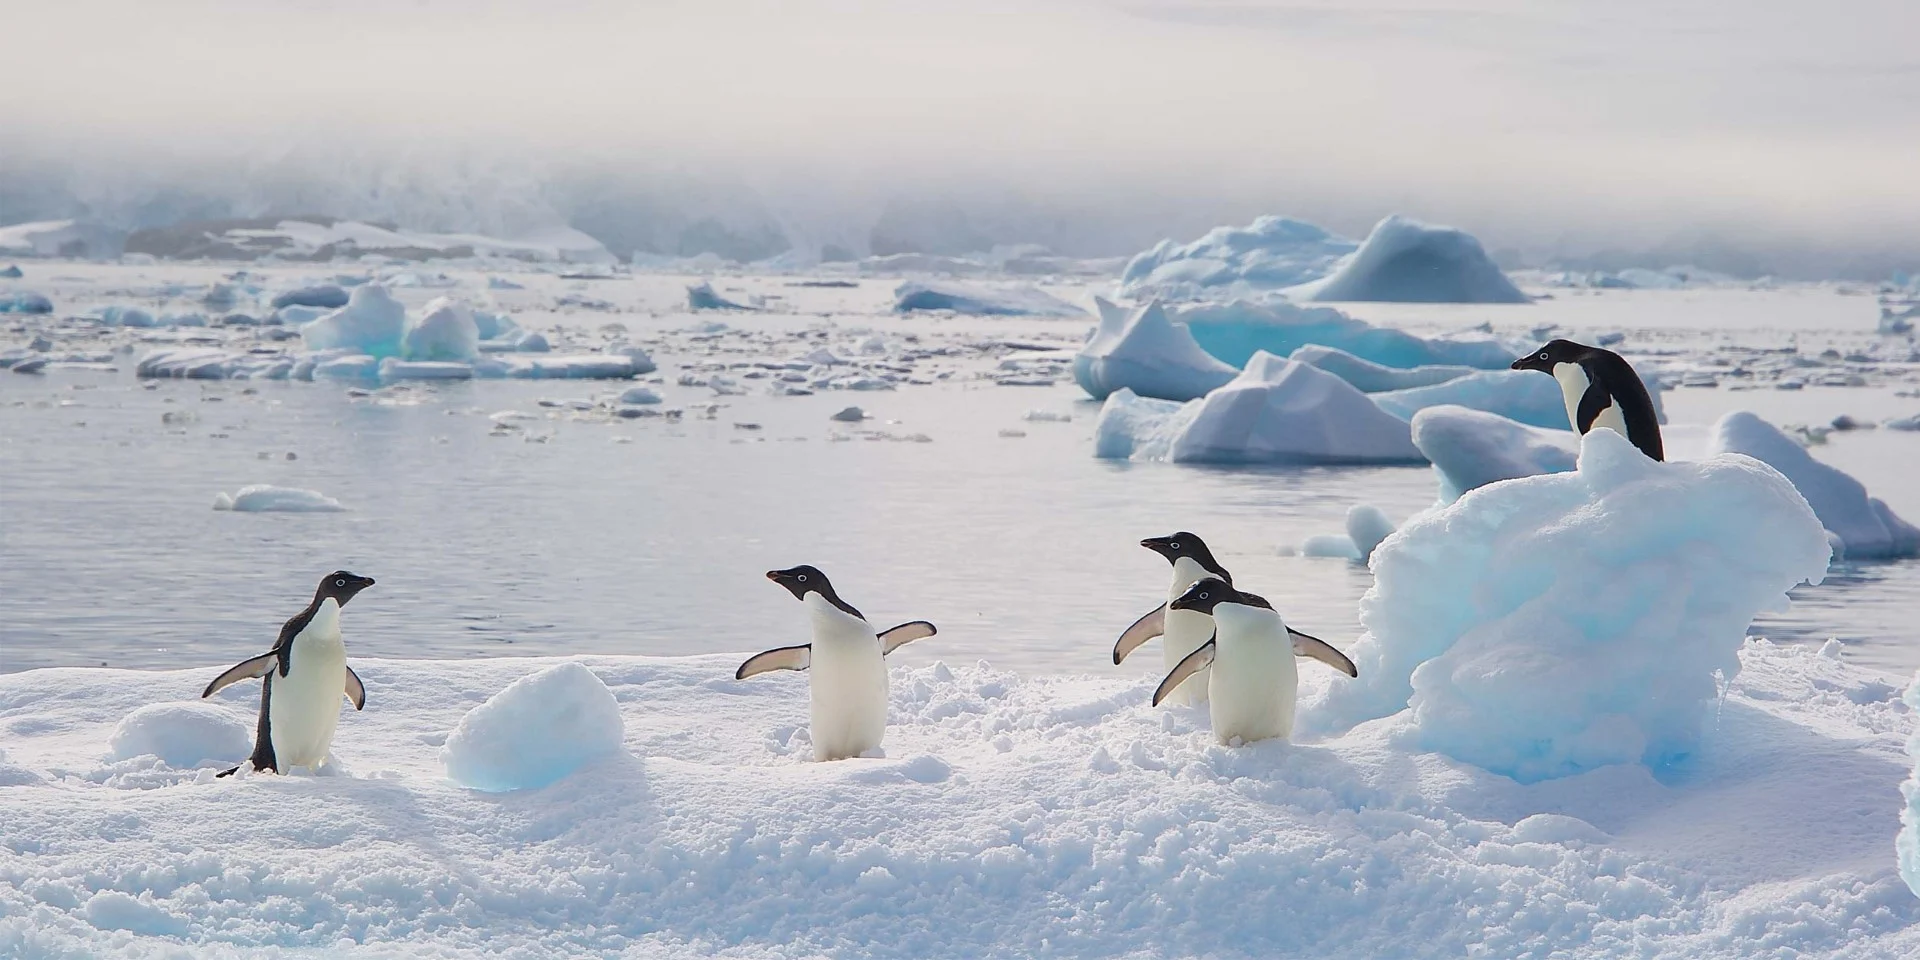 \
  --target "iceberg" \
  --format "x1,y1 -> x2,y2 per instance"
1706,412 -> 1920,559
442,662 -> 625,792
1287,344 -> 1474,393
212,485 -> 346,512
1291,216 -> 1530,304
892,281 -> 1083,317
1411,406 -> 1579,503
1117,215 -> 1358,300
301,283 -> 405,358
1073,299 -> 1237,401
1306,429 -> 1831,782
401,297 -> 482,362
1094,353 -> 1423,465
688,281 -> 754,311
1371,370 -> 1572,429
1170,300 -> 1515,370
2,290 -> 53,313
